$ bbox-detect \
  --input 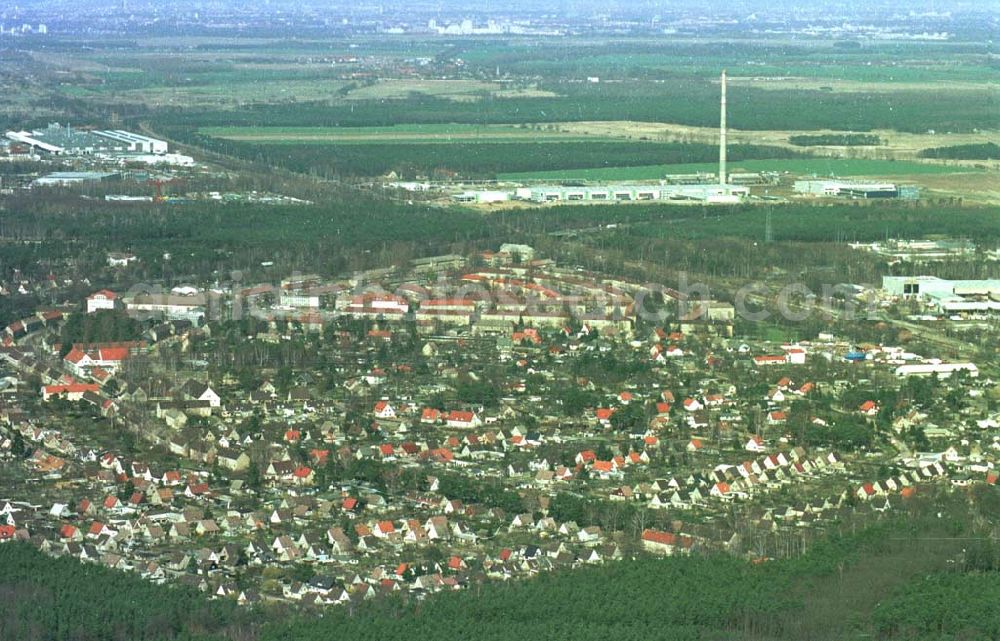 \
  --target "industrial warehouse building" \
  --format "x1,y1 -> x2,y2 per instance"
894,363 -> 979,379
512,183 -> 749,204
5,123 -> 168,156
33,171 -> 119,186
883,276 -> 1000,313
794,180 -> 918,200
